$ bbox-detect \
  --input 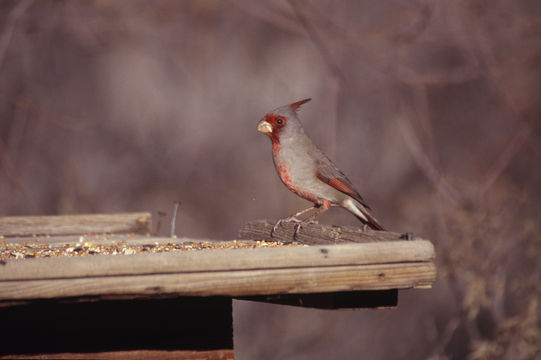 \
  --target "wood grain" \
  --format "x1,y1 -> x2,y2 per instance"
0,262 -> 436,300
0,213 -> 152,237
1,240 -> 434,280
239,219 -> 415,244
